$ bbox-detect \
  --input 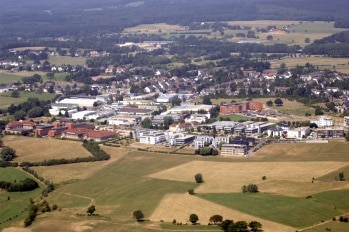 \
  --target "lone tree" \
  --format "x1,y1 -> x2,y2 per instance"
274,98 -> 283,106
209,214 -> 223,224
87,205 -> 95,216
1,146 -> 16,161
194,173 -> 203,183
133,210 -> 144,222
189,214 -> 199,224
266,100 -> 273,107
